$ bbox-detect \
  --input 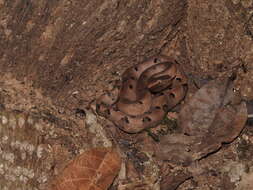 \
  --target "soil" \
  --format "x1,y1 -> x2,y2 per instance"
0,0 -> 253,190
